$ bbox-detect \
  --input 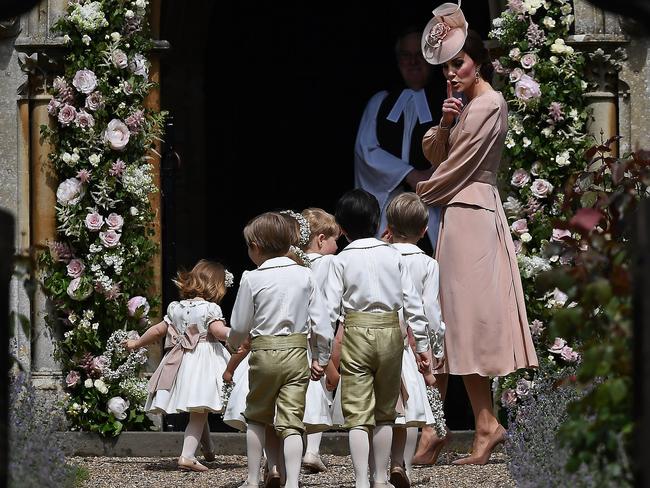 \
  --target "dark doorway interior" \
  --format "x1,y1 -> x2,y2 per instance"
160,0 -> 491,432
